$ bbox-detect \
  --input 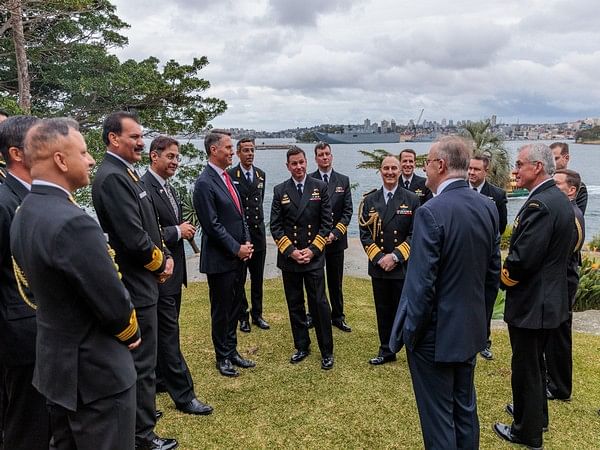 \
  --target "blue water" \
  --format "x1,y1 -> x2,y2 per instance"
189,139 -> 600,243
